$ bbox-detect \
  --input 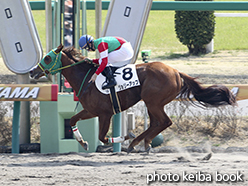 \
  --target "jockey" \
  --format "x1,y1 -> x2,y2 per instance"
79,35 -> 134,90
